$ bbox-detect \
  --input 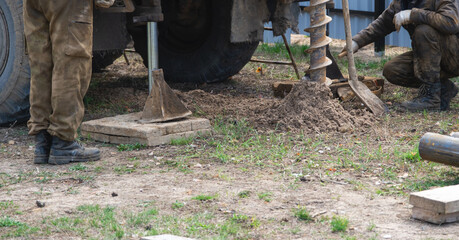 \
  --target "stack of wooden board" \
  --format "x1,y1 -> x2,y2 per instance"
410,185 -> 459,224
